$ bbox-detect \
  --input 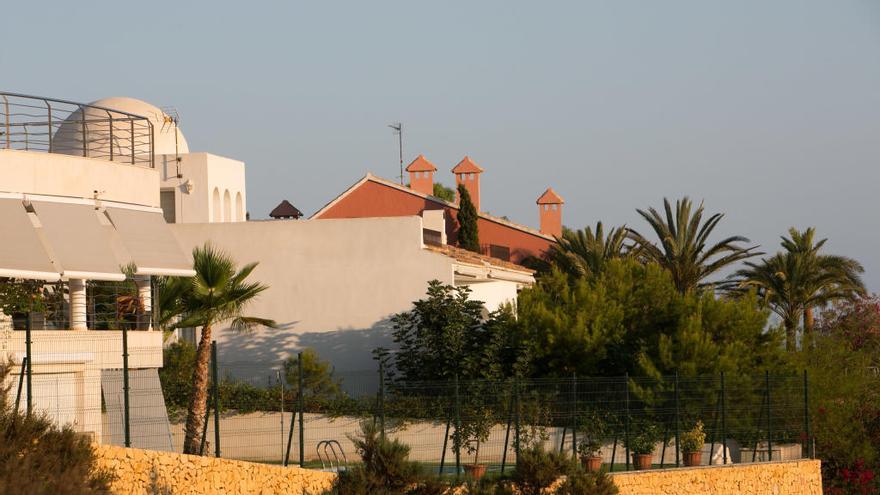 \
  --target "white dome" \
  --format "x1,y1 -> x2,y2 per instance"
52,97 -> 188,160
